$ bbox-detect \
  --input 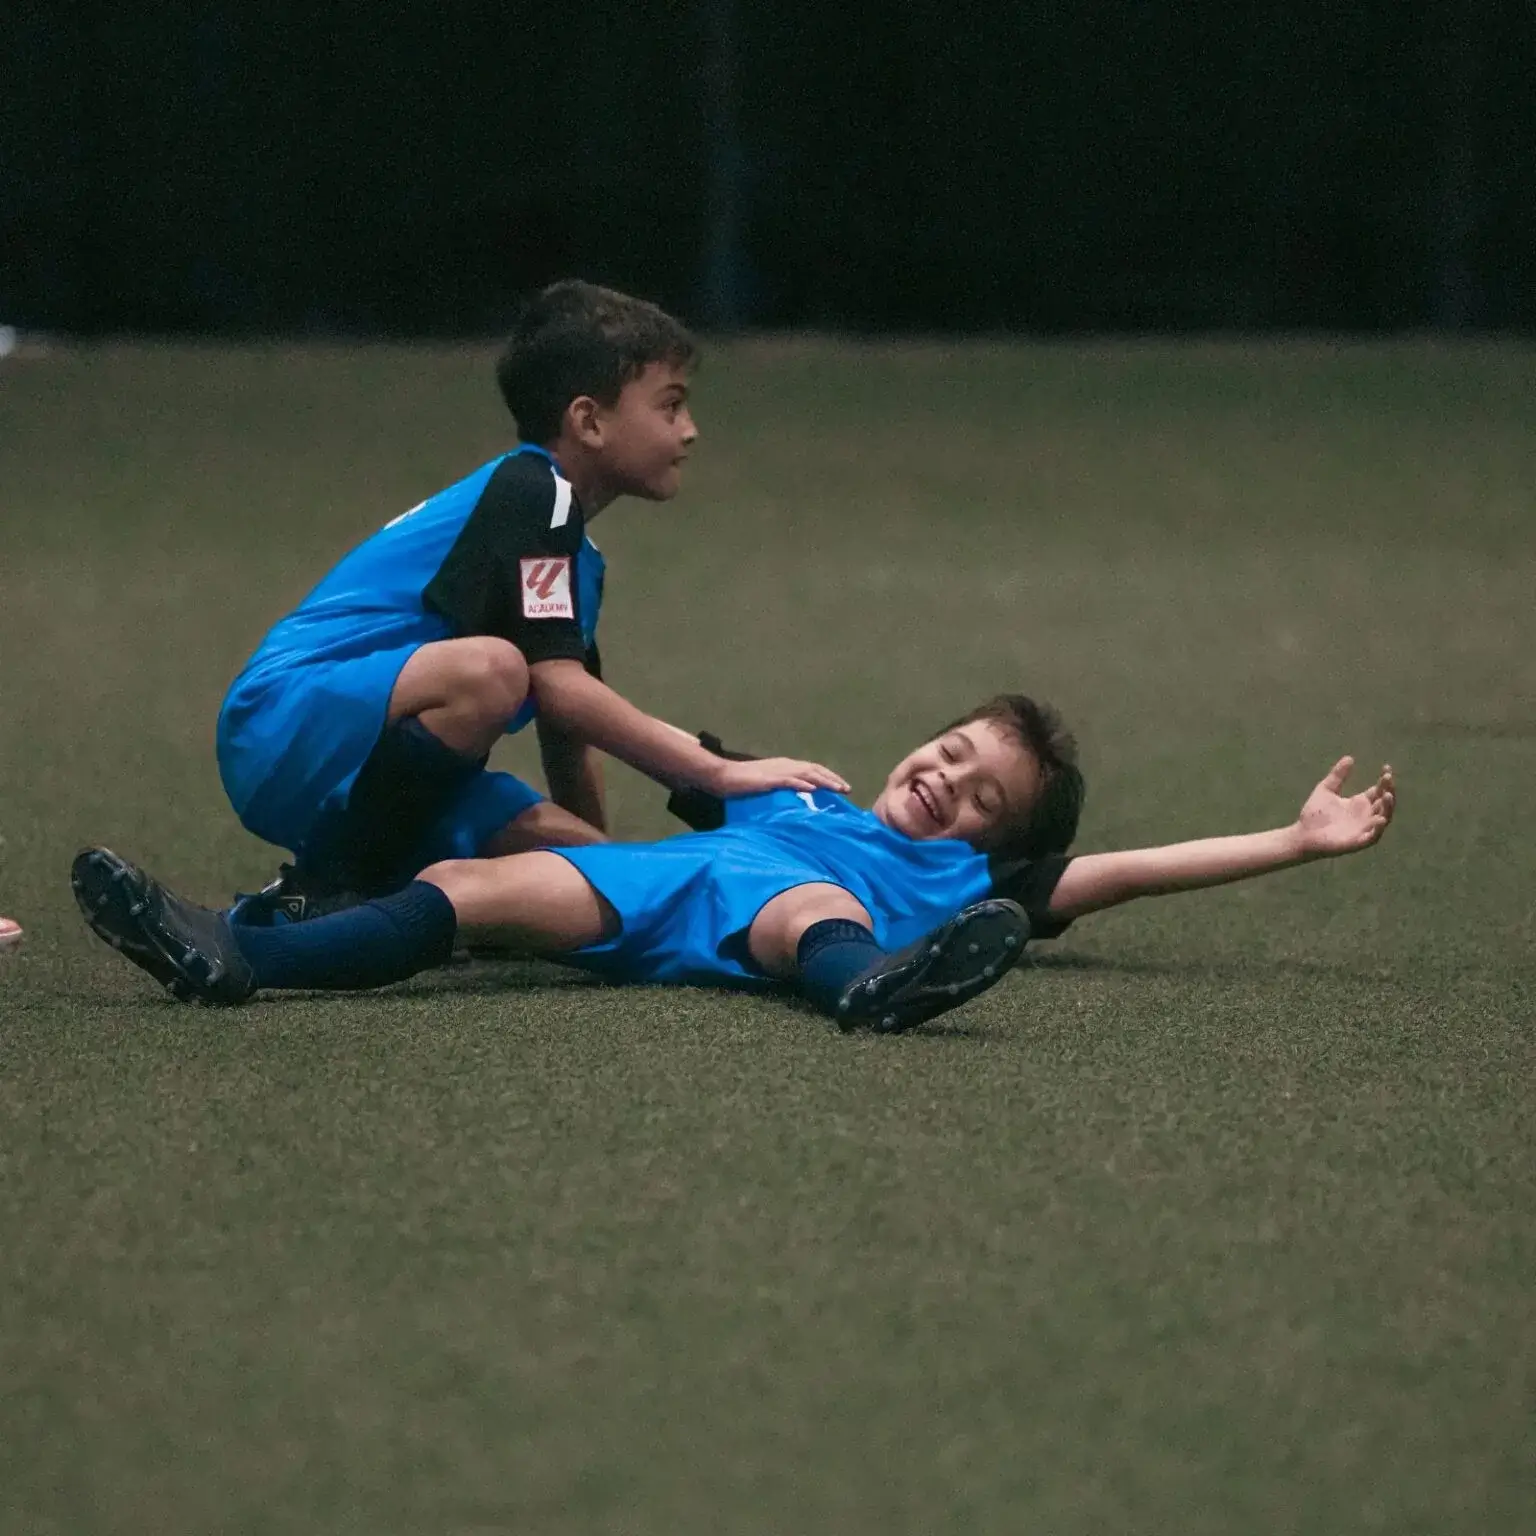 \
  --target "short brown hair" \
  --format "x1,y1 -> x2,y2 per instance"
495,279 -> 698,444
940,694 -> 1085,858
